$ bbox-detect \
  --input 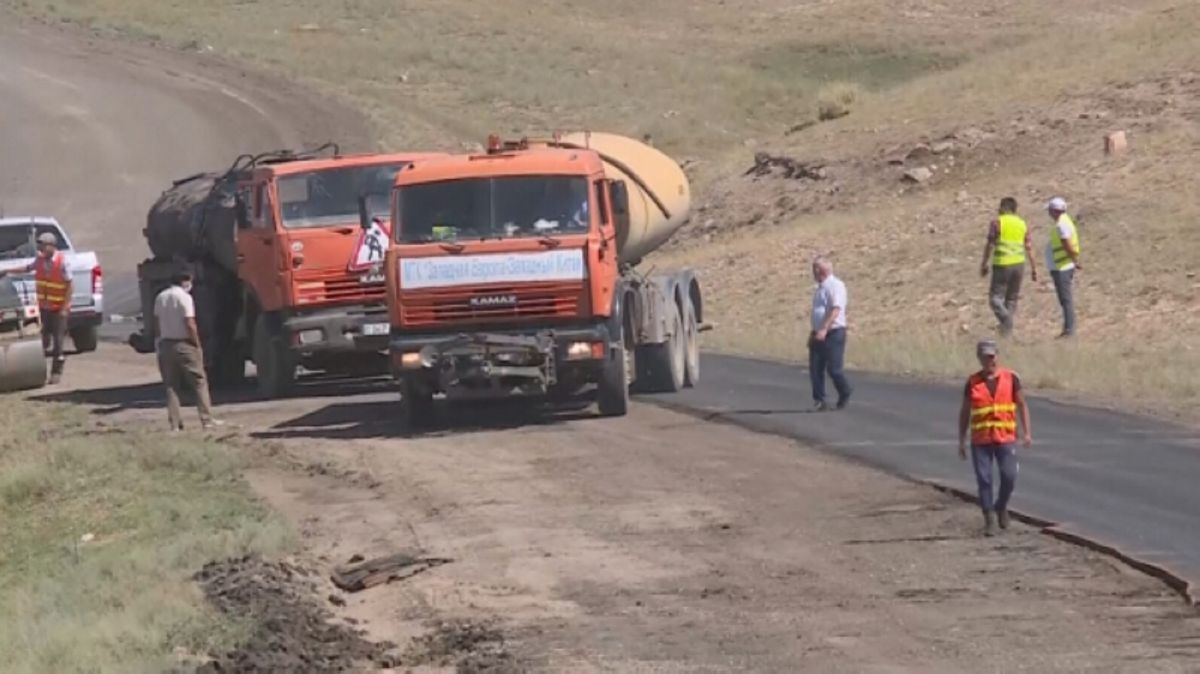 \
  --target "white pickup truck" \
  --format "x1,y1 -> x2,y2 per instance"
0,216 -> 104,352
